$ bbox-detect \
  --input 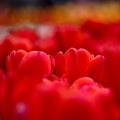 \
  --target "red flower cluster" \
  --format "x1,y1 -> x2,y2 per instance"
0,49 -> 119,120
0,21 -> 120,120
